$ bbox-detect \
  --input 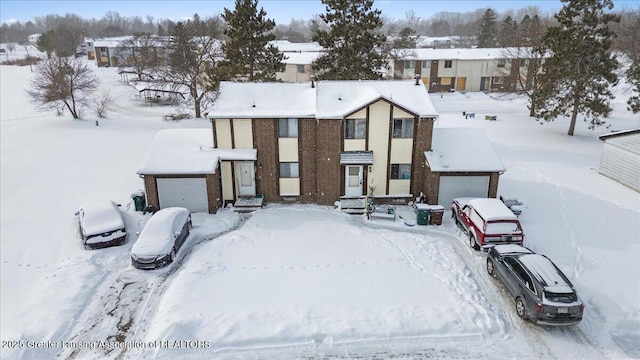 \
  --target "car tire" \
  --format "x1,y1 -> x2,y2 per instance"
516,297 -> 527,319
470,234 -> 480,251
487,258 -> 496,277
